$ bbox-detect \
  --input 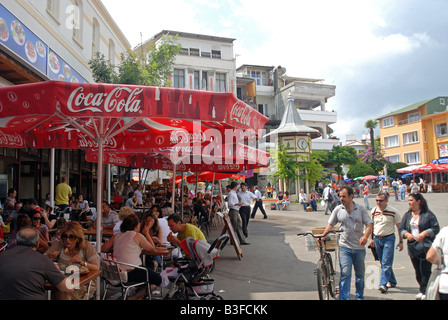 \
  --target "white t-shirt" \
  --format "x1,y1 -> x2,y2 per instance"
432,226 -> 448,294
